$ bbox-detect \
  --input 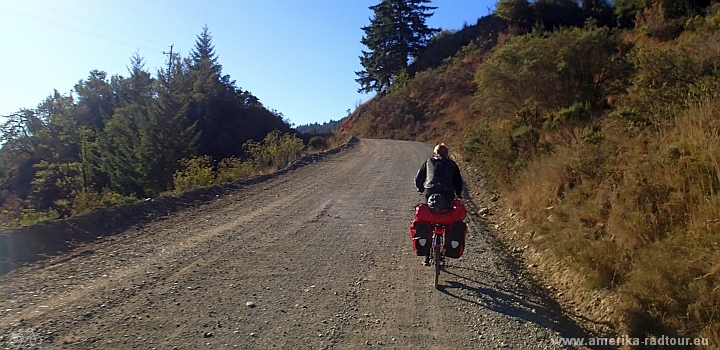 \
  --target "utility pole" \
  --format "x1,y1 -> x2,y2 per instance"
162,44 -> 175,72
